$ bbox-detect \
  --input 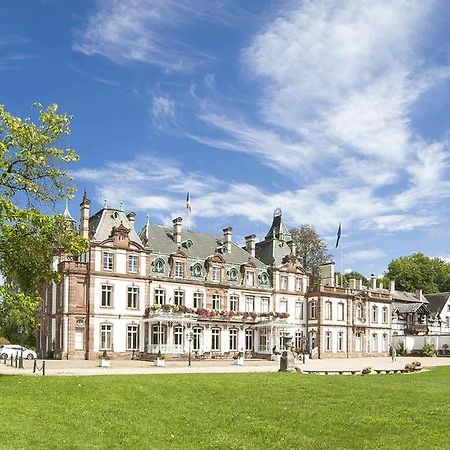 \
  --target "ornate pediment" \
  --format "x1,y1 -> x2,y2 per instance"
207,254 -> 226,265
